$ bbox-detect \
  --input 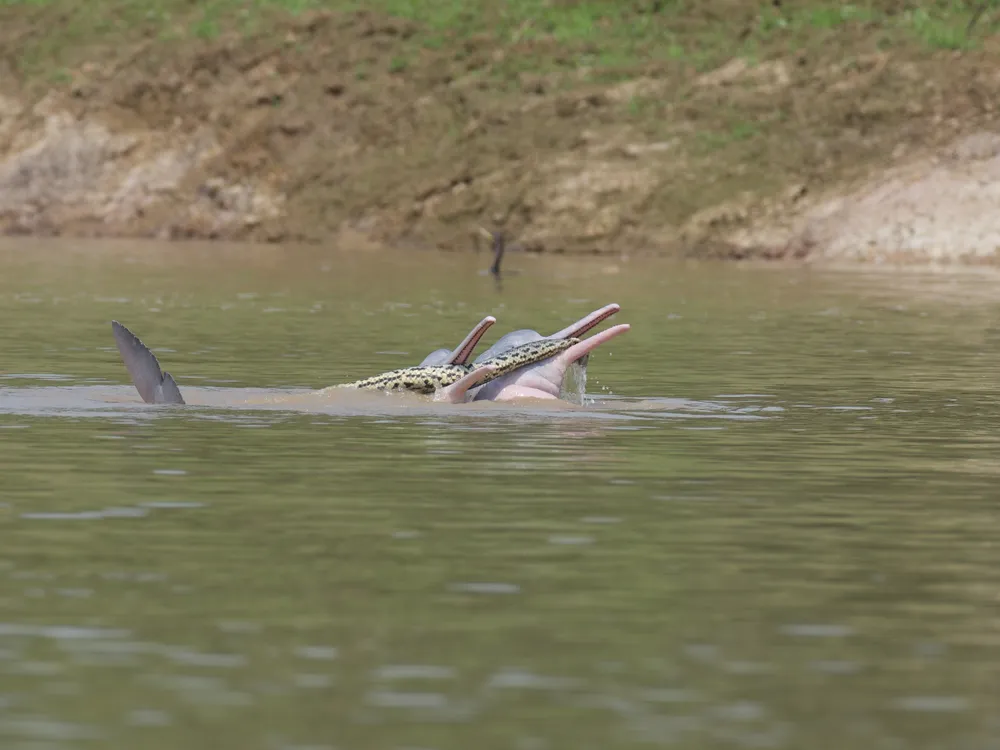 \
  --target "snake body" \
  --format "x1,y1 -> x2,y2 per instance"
330,337 -> 579,395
